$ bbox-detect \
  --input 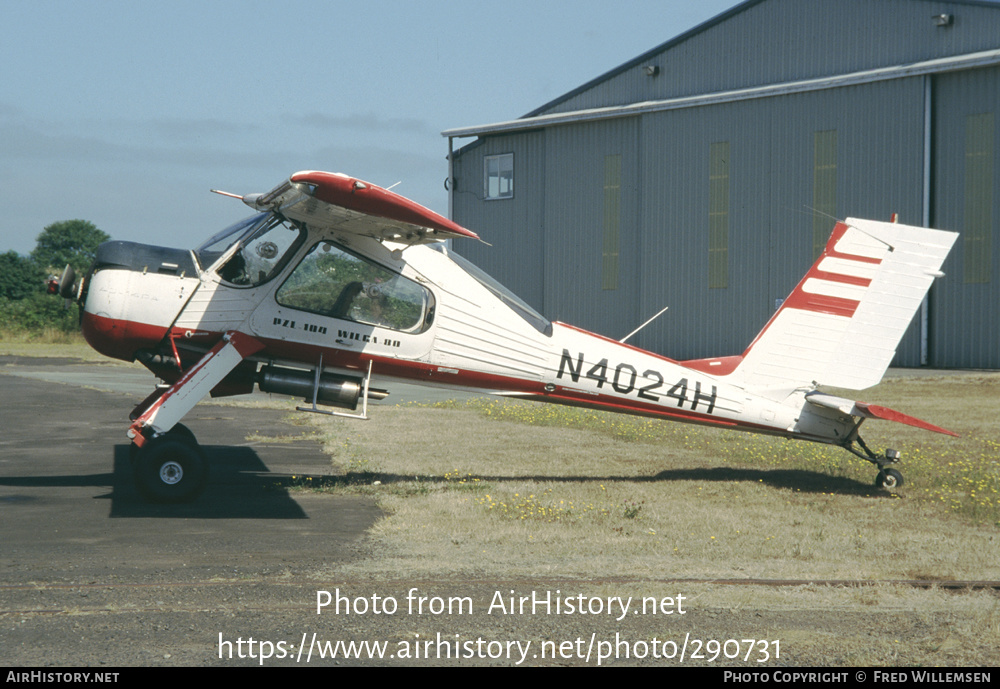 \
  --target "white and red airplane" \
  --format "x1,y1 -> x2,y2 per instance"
55,170 -> 958,502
